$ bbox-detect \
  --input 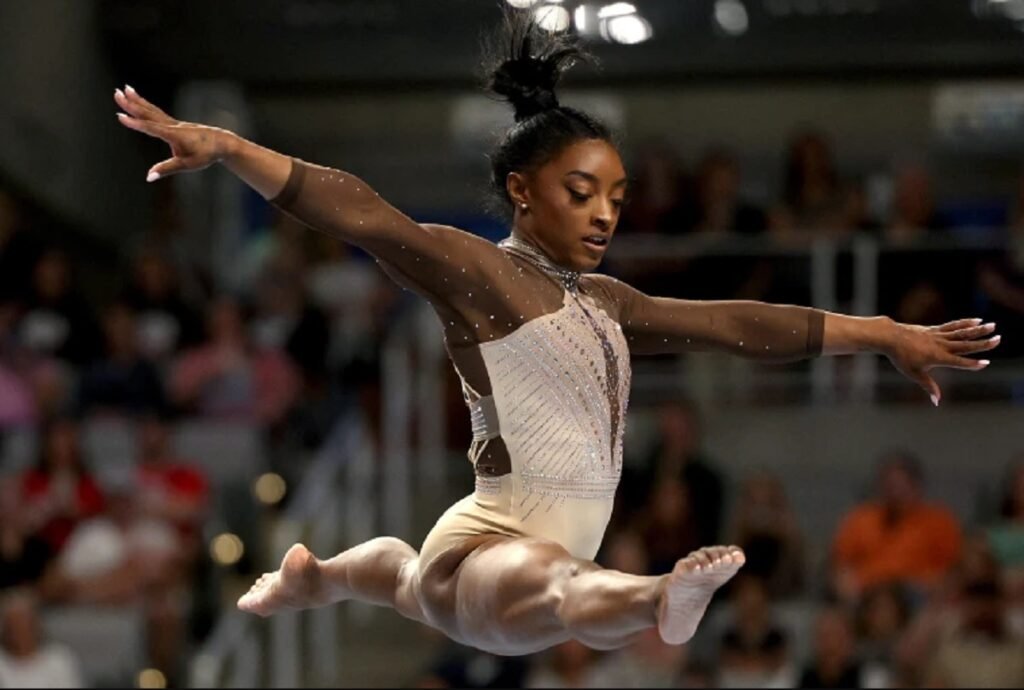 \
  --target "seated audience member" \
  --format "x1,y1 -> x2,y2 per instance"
135,414 -> 209,560
170,296 -> 300,426
975,171 -> 1024,358
728,471 -> 805,599
616,141 -> 691,236
0,478 -> 52,589
619,399 -> 724,552
716,575 -> 796,688
18,250 -> 100,366
40,483 -> 187,680
986,457 -> 1024,575
799,606 -> 864,689
77,302 -> 166,417
770,129 -> 847,242
0,301 -> 69,426
831,450 -> 962,602
0,589 -> 84,689
854,583 -> 911,688
122,249 -> 203,363
18,417 -> 105,555
925,577 -> 1024,688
